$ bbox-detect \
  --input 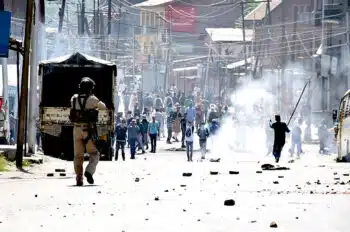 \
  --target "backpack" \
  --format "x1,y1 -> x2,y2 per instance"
185,127 -> 192,137
198,128 -> 208,139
